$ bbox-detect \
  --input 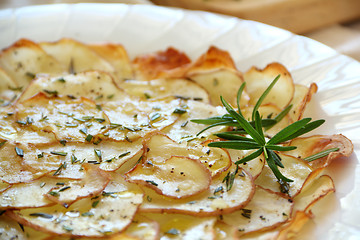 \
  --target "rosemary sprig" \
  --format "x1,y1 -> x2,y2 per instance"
191,75 -> 338,189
